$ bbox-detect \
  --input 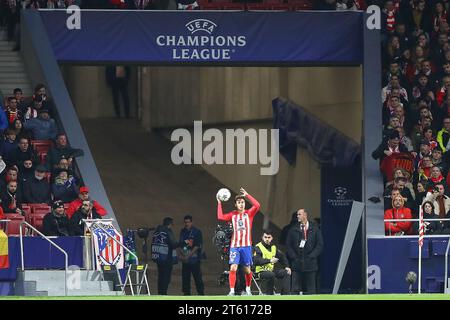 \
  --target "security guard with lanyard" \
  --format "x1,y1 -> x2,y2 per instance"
253,229 -> 291,295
